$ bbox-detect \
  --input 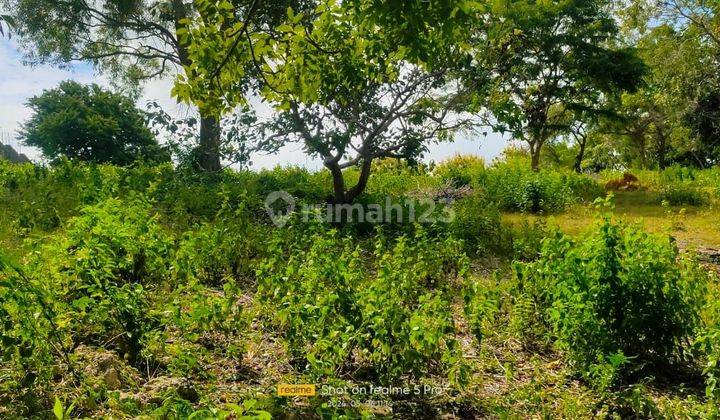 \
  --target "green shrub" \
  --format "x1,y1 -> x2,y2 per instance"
257,222 -> 469,383
658,182 -> 708,206
566,173 -> 605,202
449,192 -> 509,255
0,256 -> 65,416
254,166 -> 328,202
509,220 -> 548,262
463,276 -> 502,345
660,165 -> 698,183
47,197 -> 174,365
515,216 -> 707,388
695,282 -> 720,402
176,199 -> 263,285
365,167 -> 435,200
484,160 -> 600,213
433,155 -> 486,188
